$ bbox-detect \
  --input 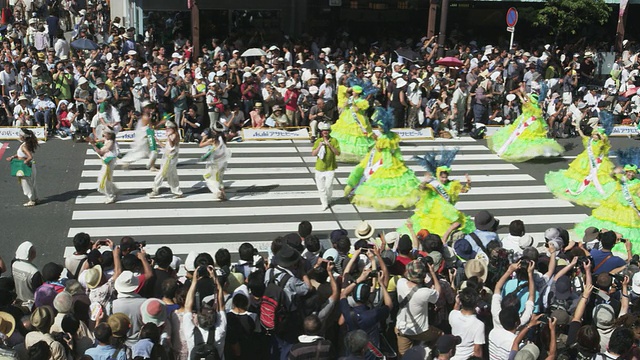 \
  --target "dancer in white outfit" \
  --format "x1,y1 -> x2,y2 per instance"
6,128 -> 39,206
119,114 -> 159,171
89,128 -> 120,204
148,121 -> 183,198
199,121 -> 231,200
